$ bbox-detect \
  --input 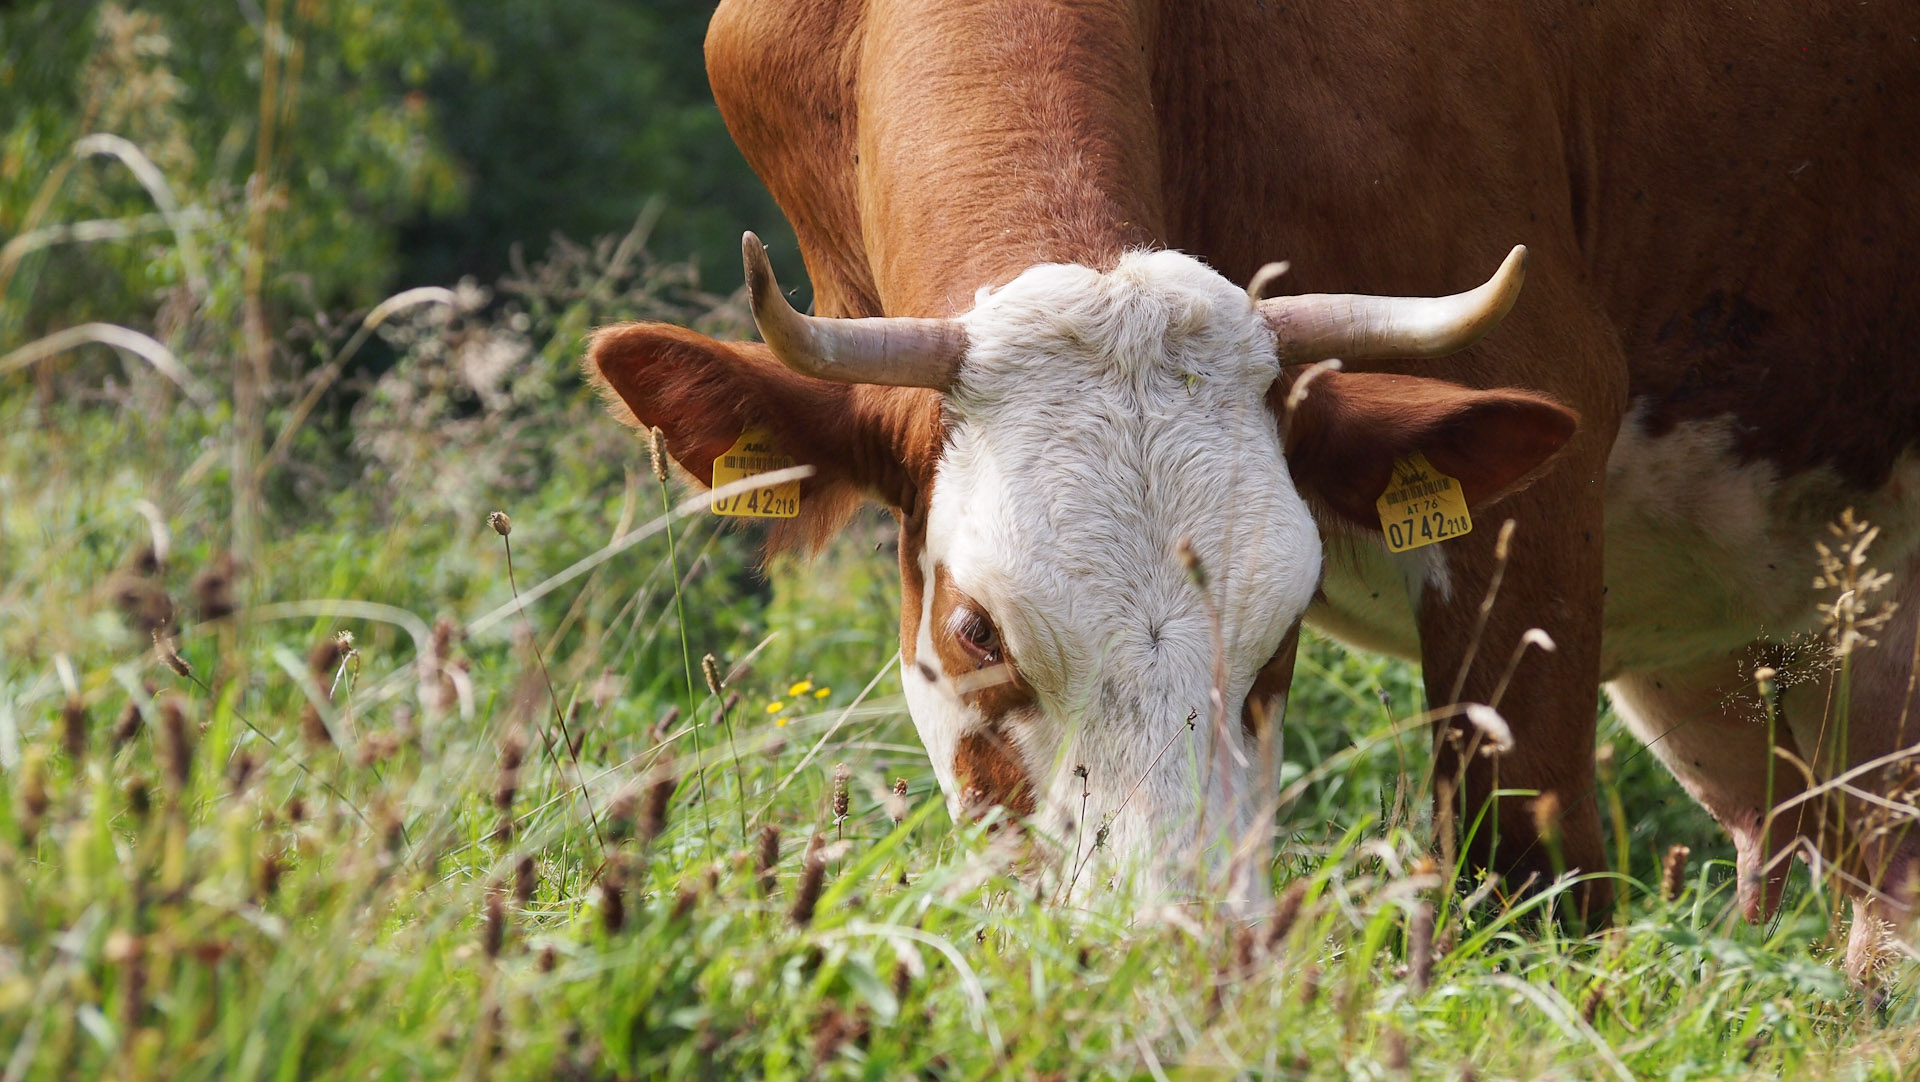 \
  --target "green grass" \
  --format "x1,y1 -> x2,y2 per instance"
4,194 -> 1917,1079
3,372 -> 1916,1082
